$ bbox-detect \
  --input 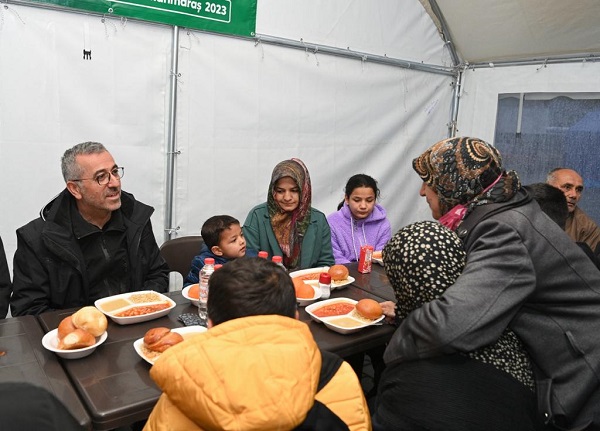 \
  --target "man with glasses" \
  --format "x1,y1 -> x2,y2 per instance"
10,142 -> 169,316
